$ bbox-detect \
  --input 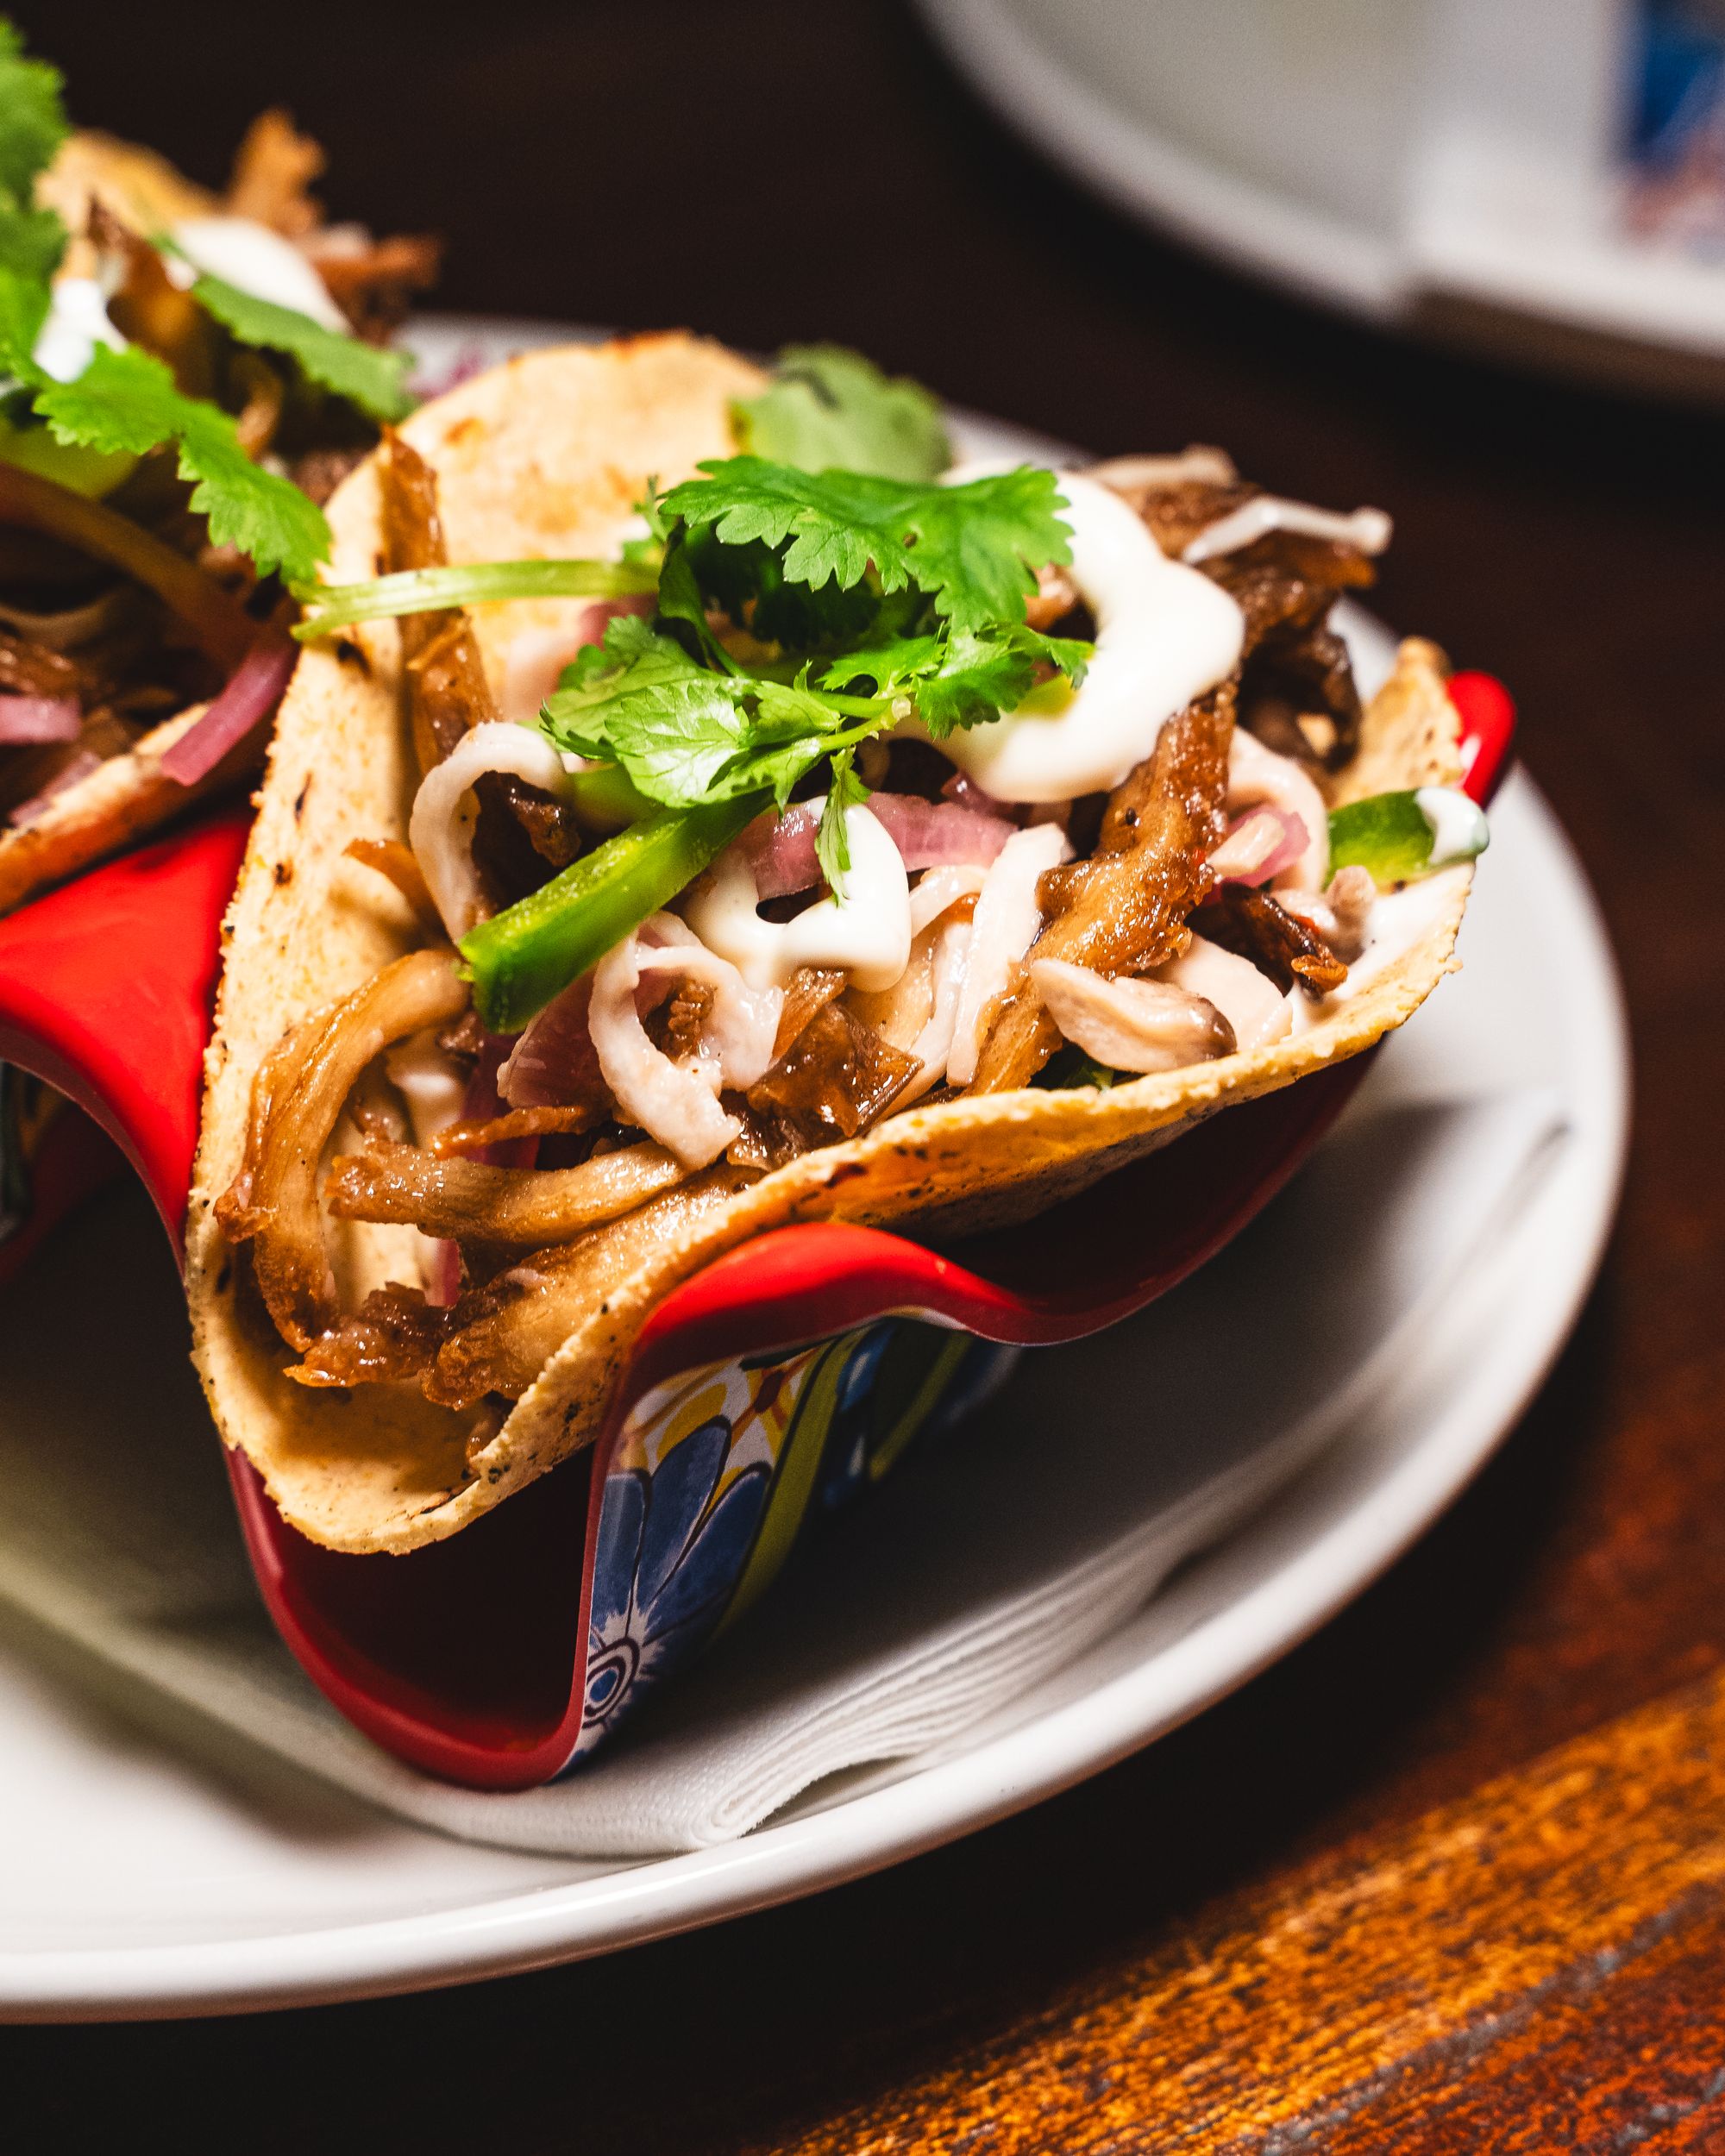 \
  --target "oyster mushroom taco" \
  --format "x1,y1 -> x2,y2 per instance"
187,329 -> 1488,1556
0,21 -> 436,912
